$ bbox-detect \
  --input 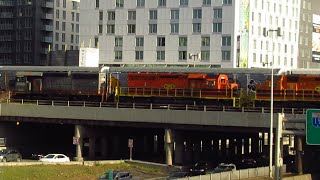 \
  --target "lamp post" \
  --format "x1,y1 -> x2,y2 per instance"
189,53 -> 200,68
263,27 -> 281,179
